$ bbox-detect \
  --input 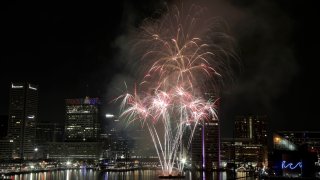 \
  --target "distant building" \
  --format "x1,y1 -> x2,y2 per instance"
35,122 -> 64,159
102,114 -> 159,165
103,114 -> 131,160
190,119 -> 220,170
53,97 -> 102,161
48,142 -> 103,160
233,115 -> 268,167
189,93 -> 221,171
128,128 -> 156,160
7,82 -> 38,159
274,131 -> 320,162
220,138 -> 264,168
270,131 -> 319,178
220,138 -> 235,165
235,115 -> 268,145
64,97 -> 100,142
108,131 -> 129,160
